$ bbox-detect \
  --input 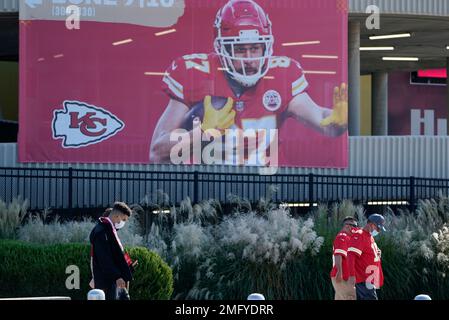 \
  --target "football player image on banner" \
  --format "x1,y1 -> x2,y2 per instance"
151,0 -> 348,167
19,0 -> 348,168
